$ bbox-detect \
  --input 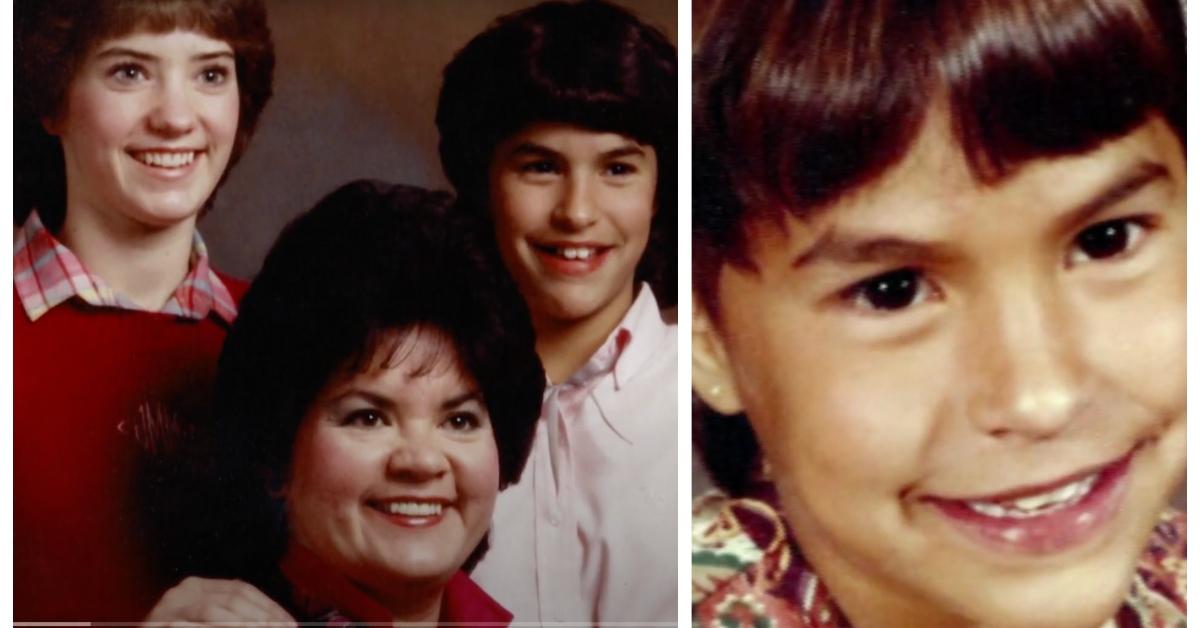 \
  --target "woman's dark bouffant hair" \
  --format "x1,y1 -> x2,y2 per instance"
694,0 -> 1185,495
436,0 -> 678,306
15,0 -> 275,231
208,181 -> 545,581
